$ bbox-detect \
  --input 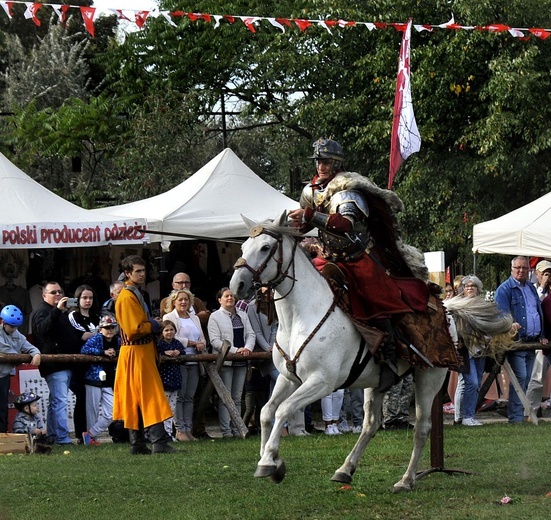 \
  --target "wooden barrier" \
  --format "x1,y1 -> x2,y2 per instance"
0,349 -> 270,440
0,433 -> 28,454
0,352 -> 271,365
